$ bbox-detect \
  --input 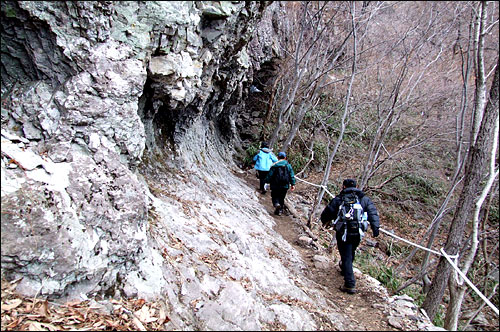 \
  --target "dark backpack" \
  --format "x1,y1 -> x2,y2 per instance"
336,192 -> 365,235
273,165 -> 289,187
